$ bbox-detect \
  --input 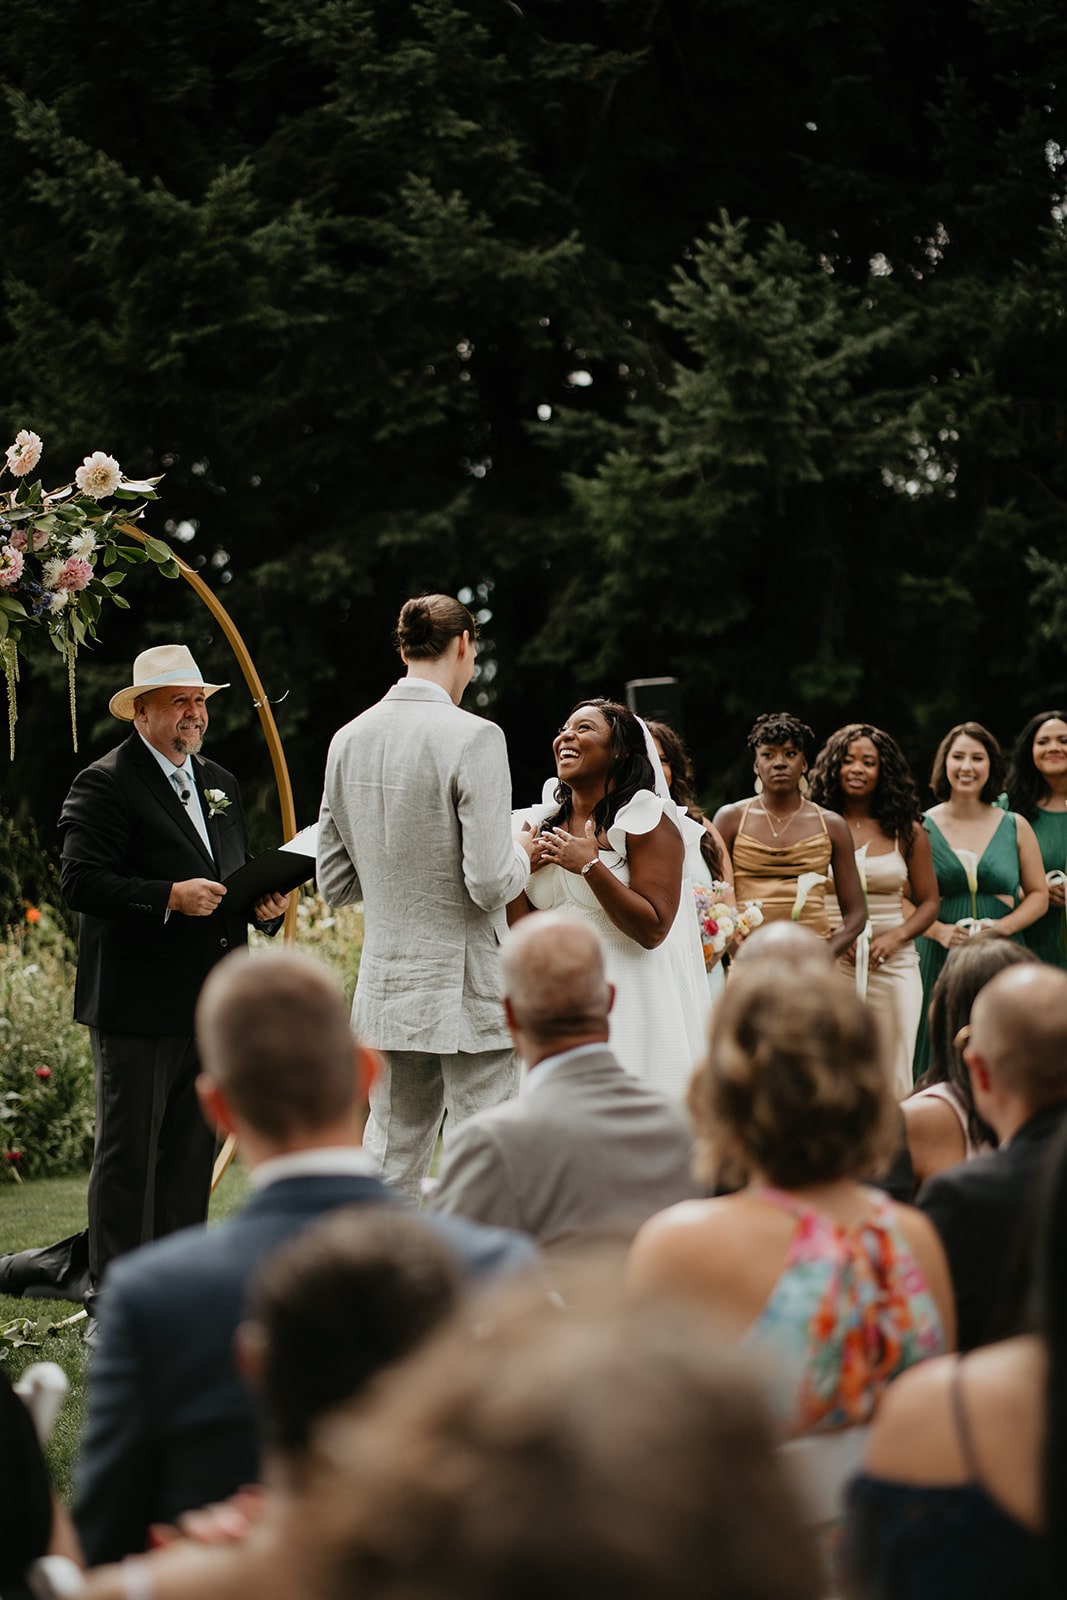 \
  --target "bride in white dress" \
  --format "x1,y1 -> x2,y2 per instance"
510,699 -> 710,1099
